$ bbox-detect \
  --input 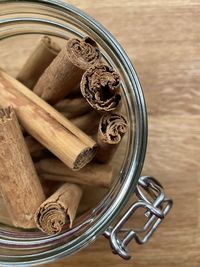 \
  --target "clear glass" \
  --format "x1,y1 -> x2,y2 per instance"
0,0 -> 147,266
